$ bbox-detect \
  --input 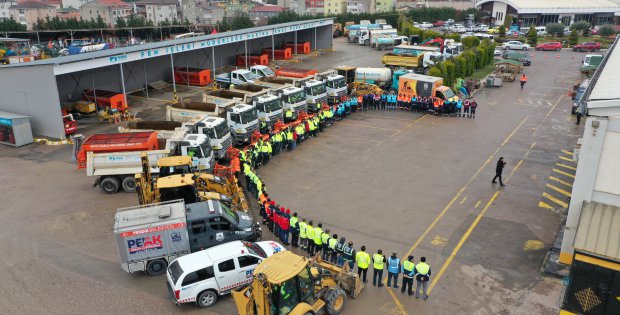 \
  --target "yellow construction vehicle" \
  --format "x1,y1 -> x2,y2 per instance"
136,154 -> 249,212
231,251 -> 364,315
